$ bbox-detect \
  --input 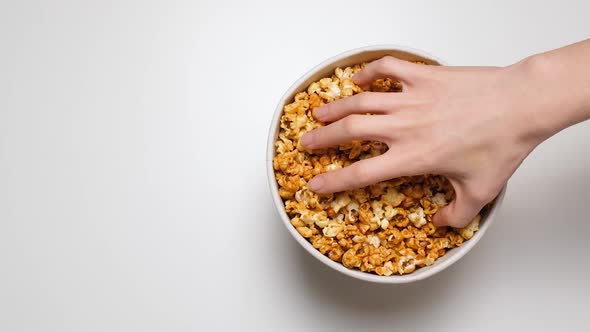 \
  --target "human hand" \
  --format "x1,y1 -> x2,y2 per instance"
300,56 -> 550,227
